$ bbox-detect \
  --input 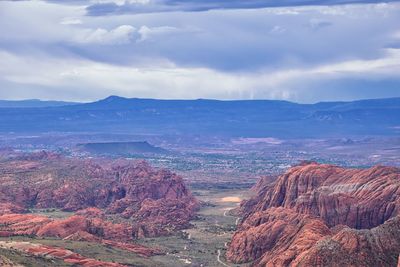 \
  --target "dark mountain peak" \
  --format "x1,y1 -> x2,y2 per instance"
101,95 -> 128,102
88,95 -> 137,109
